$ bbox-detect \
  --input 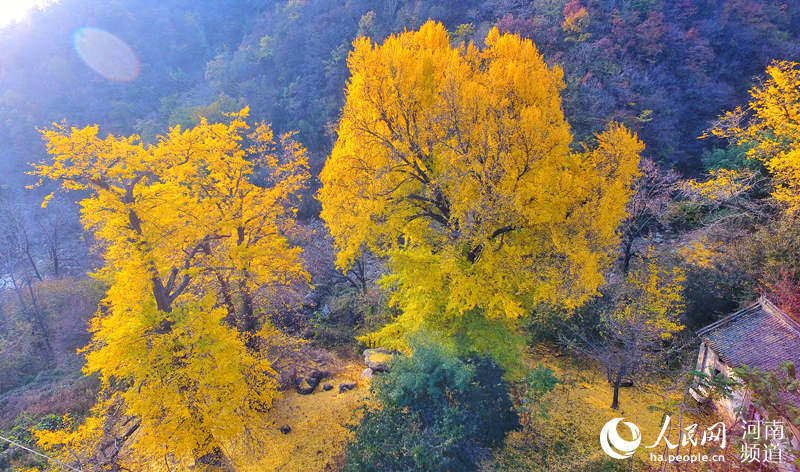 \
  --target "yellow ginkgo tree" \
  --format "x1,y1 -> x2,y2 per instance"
31,109 -> 310,470
710,60 -> 800,211
574,258 -> 685,410
318,22 -> 643,362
